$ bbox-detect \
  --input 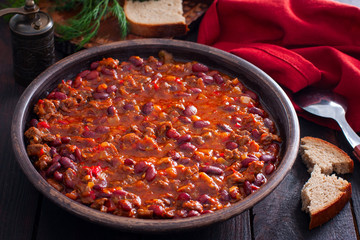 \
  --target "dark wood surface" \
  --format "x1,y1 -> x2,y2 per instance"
1,1 -> 360,239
